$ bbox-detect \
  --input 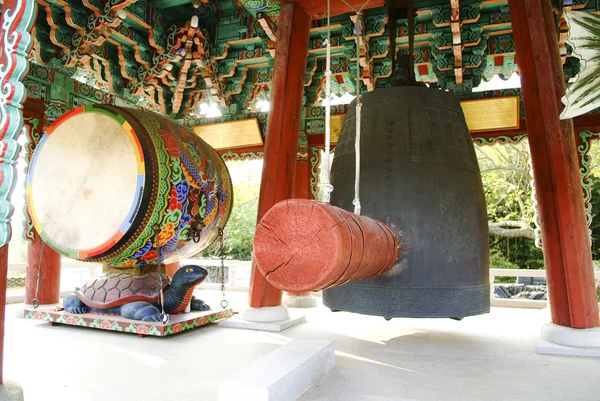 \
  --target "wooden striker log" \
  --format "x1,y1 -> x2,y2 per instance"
254,199 -> 399,293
